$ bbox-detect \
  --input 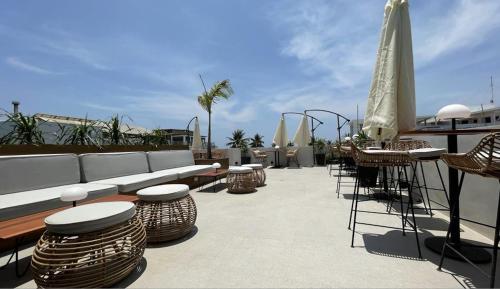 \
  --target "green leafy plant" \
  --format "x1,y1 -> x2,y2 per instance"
353,130 -> 371,147
226,129 -> 249,152
314,138 -> 327,154
197,77 -> 233,159
250,133 -> 264,147
103,114 -> 132,145
63,115 -> 100,146
1,111 -> 45,144
287,141 -> 294,147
